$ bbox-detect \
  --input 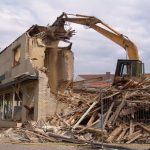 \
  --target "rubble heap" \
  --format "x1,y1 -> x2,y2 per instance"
0,78 -> 150,147
50,78 -> 150,144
